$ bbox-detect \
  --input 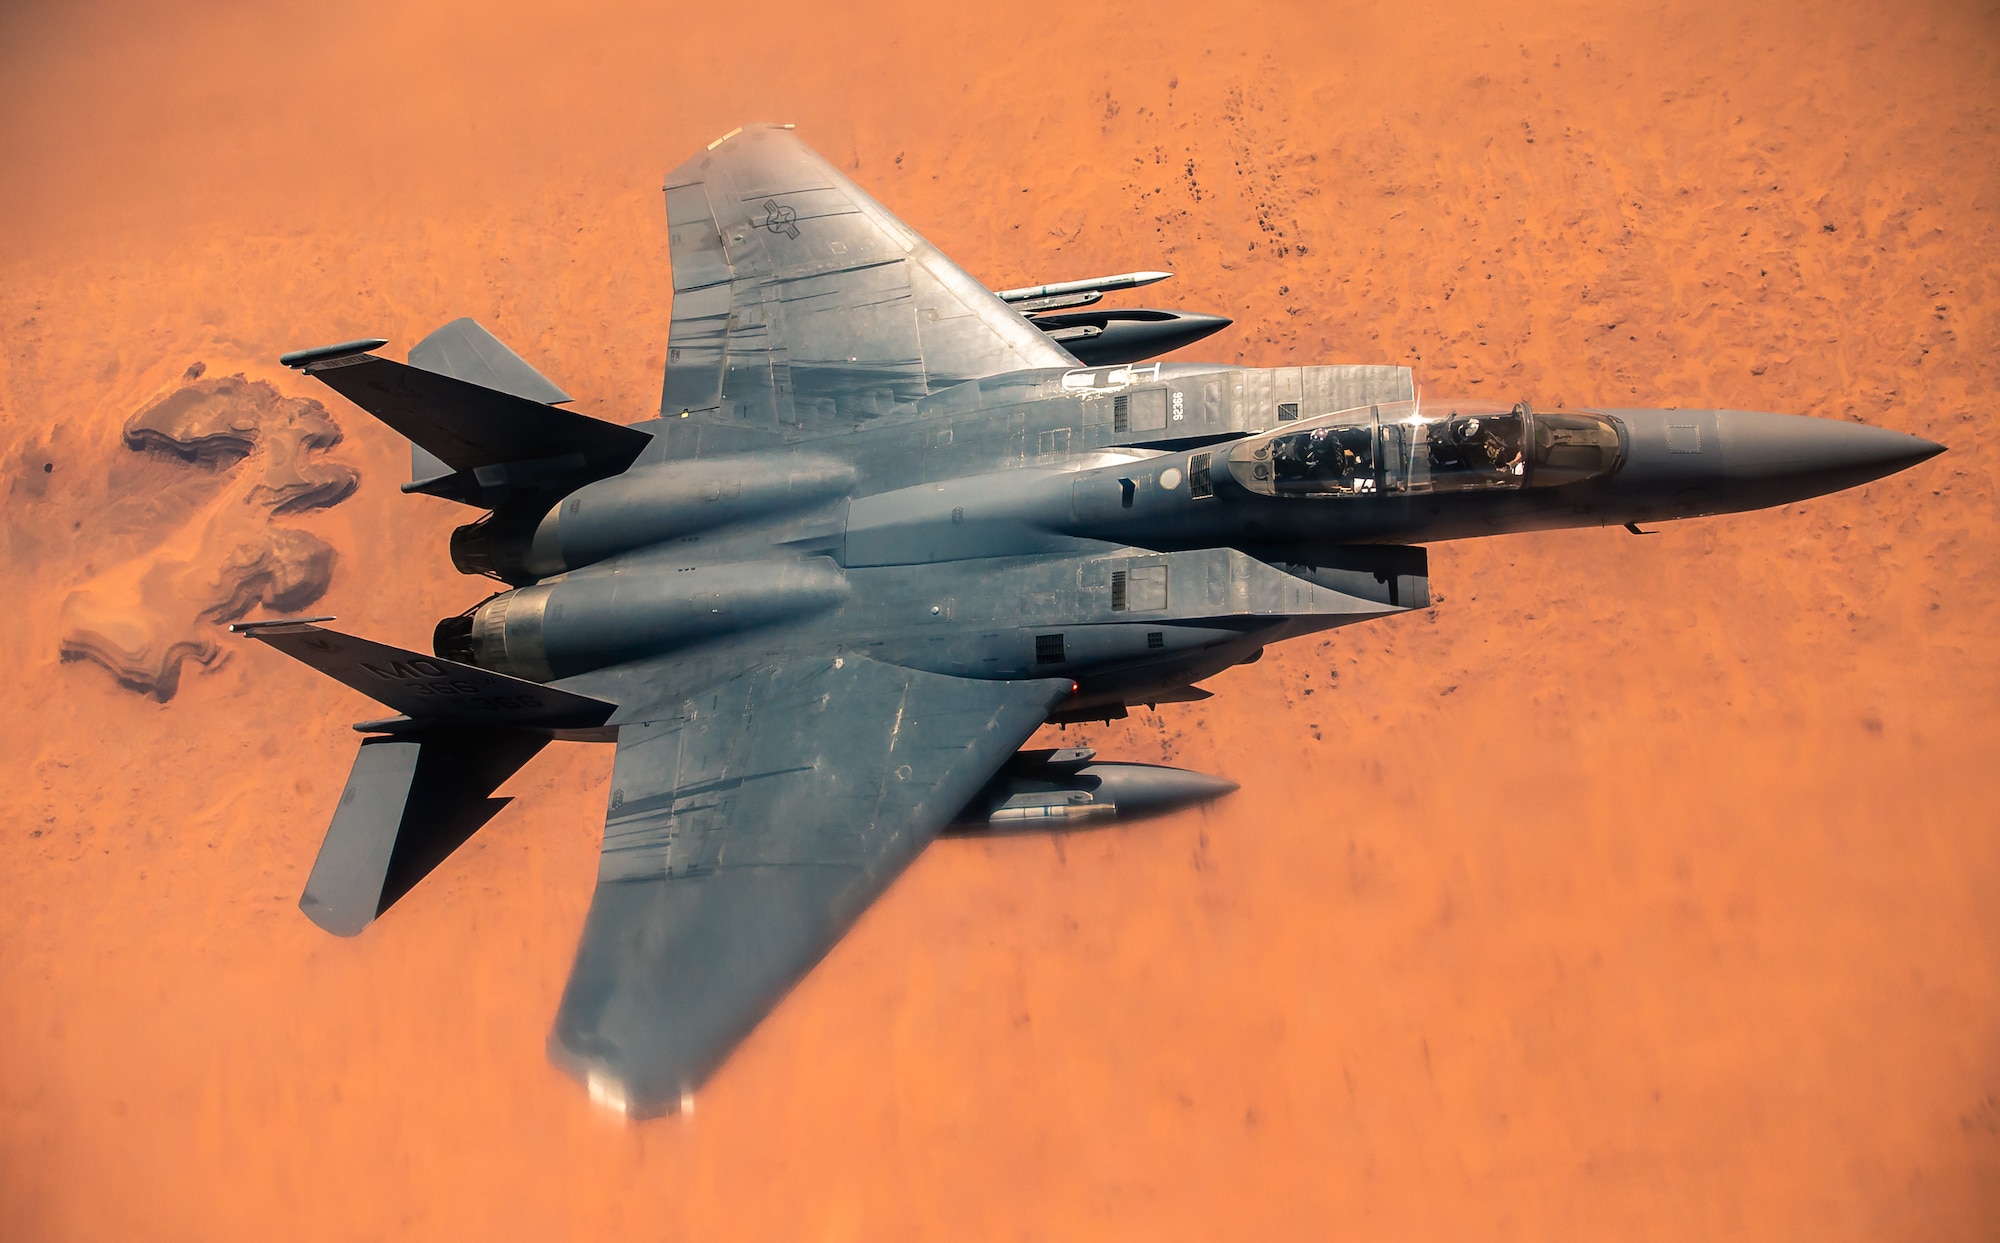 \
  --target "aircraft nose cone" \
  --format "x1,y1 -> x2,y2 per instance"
1610,408 -> 1946,515
1717,409 -> 1945,485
